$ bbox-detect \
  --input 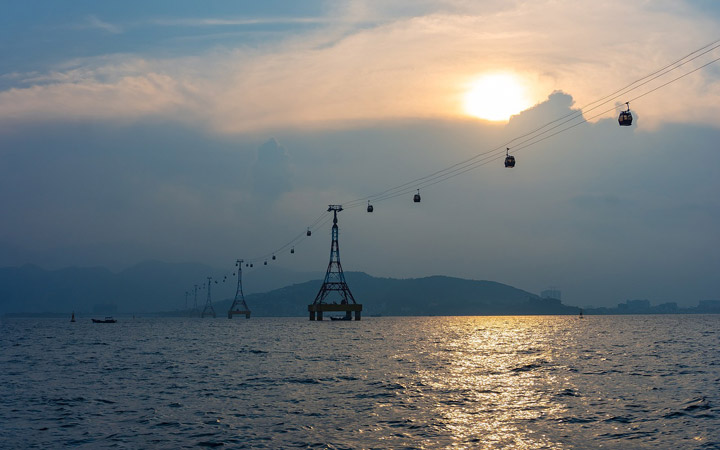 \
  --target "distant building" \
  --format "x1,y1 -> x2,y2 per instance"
698,300 -> 720,313
655,302 -> 678,313
617,299 -> 651,313
541,288 -> 561,300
